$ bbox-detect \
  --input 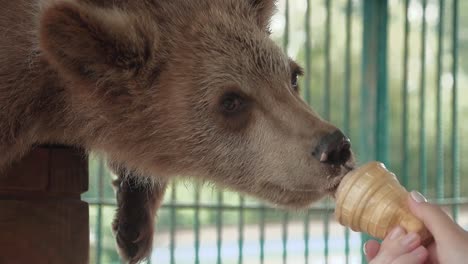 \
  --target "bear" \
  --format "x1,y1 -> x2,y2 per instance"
0,0 -> 354,263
